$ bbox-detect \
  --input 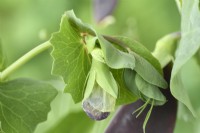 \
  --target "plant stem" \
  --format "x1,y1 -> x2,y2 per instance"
0,41 -> 52,81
